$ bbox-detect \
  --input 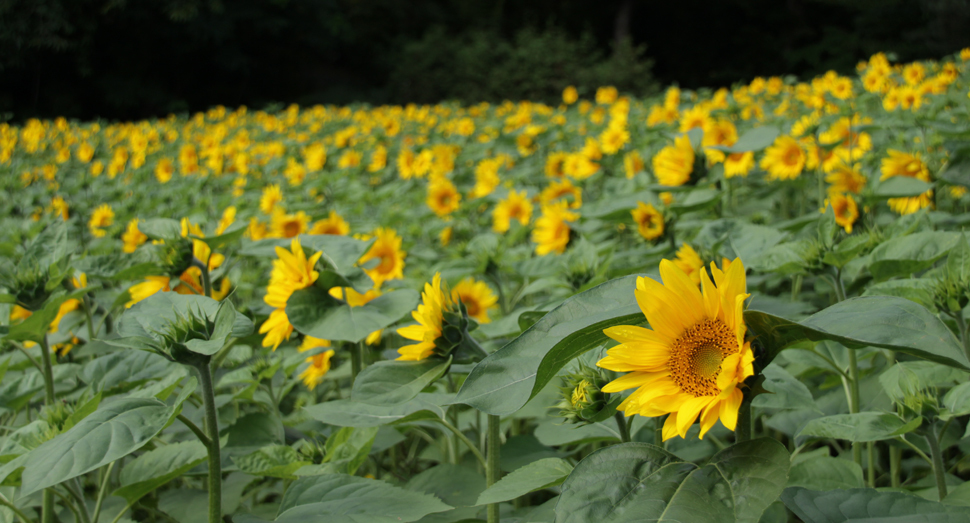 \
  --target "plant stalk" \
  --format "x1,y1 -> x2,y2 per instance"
615,412 -> 631,443
867,442 -> 876,488
736,394 -> 753,442
435,418 -> 487,469
92,461 -> 115,523
487,414 -> 501,523
847,349 -> 862,468
351,341 -> 364,381
890,445 -> 902,487
0,492 -> 33,523
196,362 -> 222,523
39,335 -> 58,523
954,313 -> 970,361
926,423 -> 948,501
